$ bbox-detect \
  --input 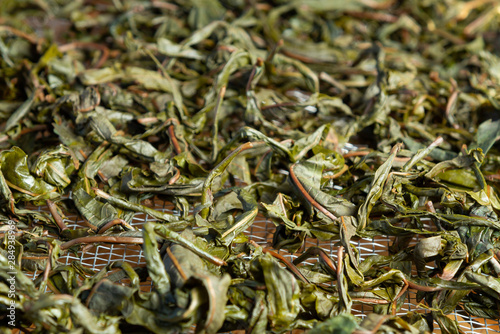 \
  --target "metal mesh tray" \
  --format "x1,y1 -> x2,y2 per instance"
24,198 -> 500,333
